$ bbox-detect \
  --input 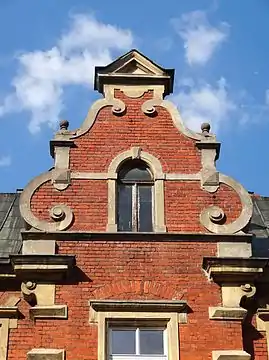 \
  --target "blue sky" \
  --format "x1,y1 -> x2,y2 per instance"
0,0 -> 269,195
